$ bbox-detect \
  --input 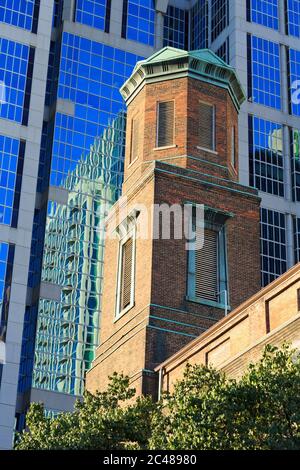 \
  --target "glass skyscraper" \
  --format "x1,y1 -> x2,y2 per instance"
0,0 -> 300,449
